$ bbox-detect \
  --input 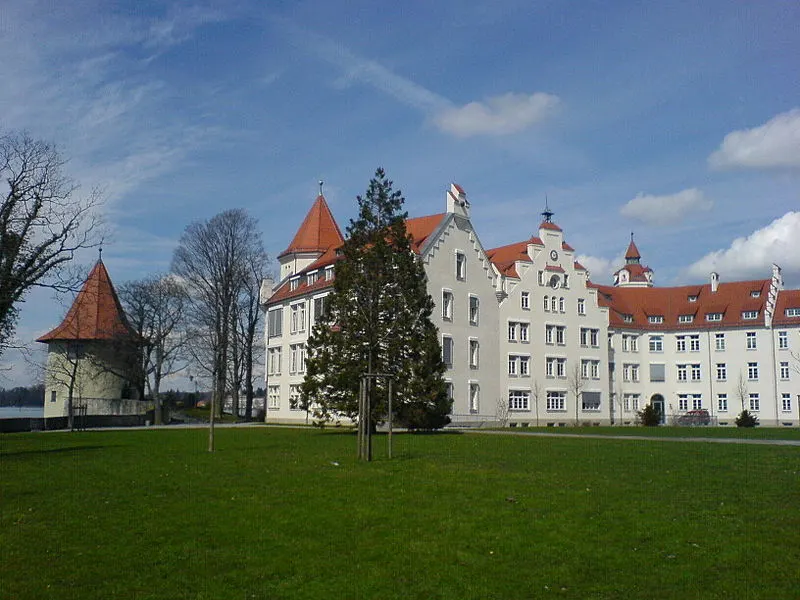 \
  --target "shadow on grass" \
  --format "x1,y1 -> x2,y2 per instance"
1,445 -> 113,459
